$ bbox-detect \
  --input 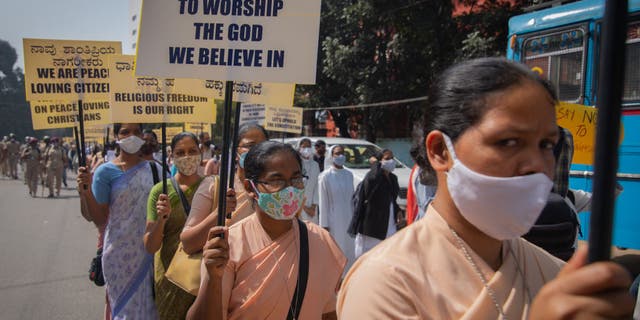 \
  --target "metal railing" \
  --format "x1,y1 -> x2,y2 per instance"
570,170 -> 640,181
